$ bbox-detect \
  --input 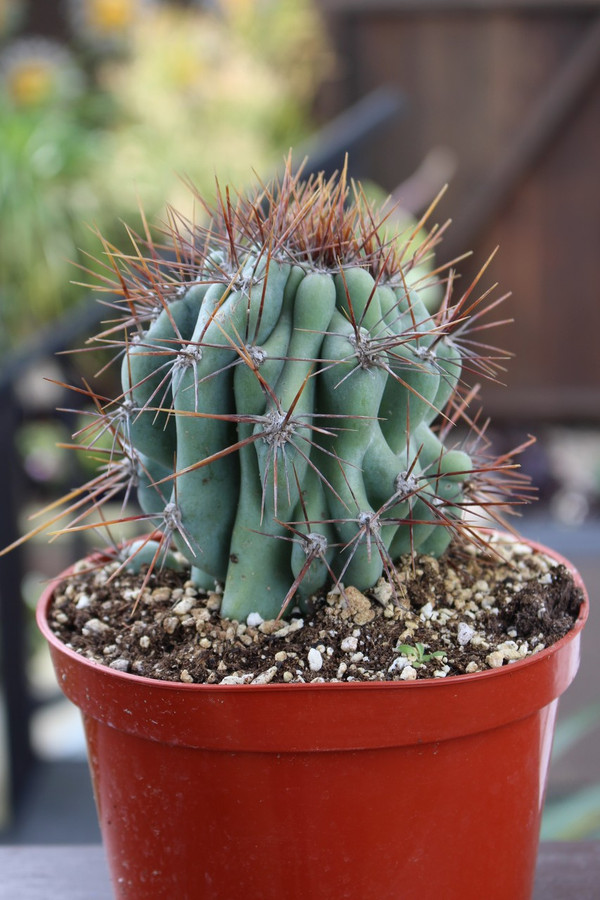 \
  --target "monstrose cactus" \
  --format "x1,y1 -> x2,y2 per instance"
6,160 -> 533,621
